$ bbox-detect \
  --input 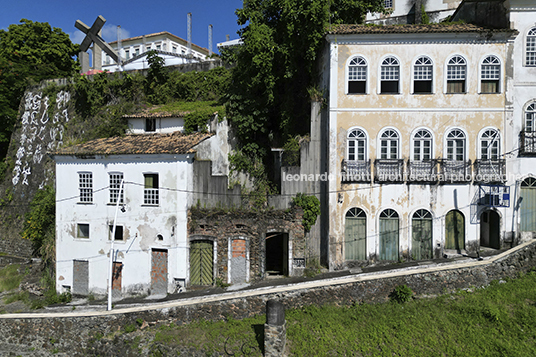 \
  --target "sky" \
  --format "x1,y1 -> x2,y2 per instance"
0,0 -> 244,53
